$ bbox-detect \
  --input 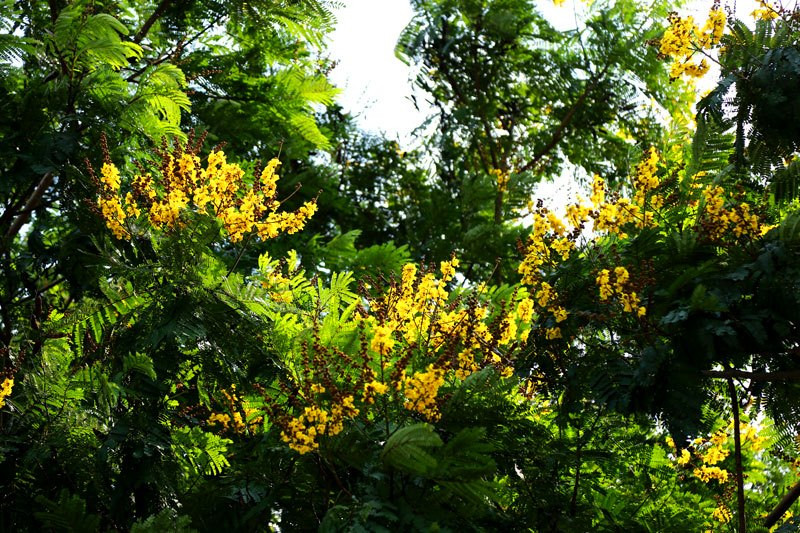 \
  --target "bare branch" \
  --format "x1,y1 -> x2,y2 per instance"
3,172 -> 55,244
